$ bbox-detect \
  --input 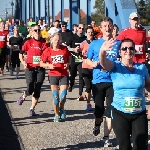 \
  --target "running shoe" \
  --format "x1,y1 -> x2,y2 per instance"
59,108 -> 66,119
53,116 -> 60,122
86,103 -> 93,111
16,75 -> 19,79
103,137 -> 113,147
68,86 -> 72,92
17,93 -> 25,105
6,66 -> 9,72
93,126 -> 100,136
77,95 -> 84,101
30,109 -> 36,116
10,70 -> 13,76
